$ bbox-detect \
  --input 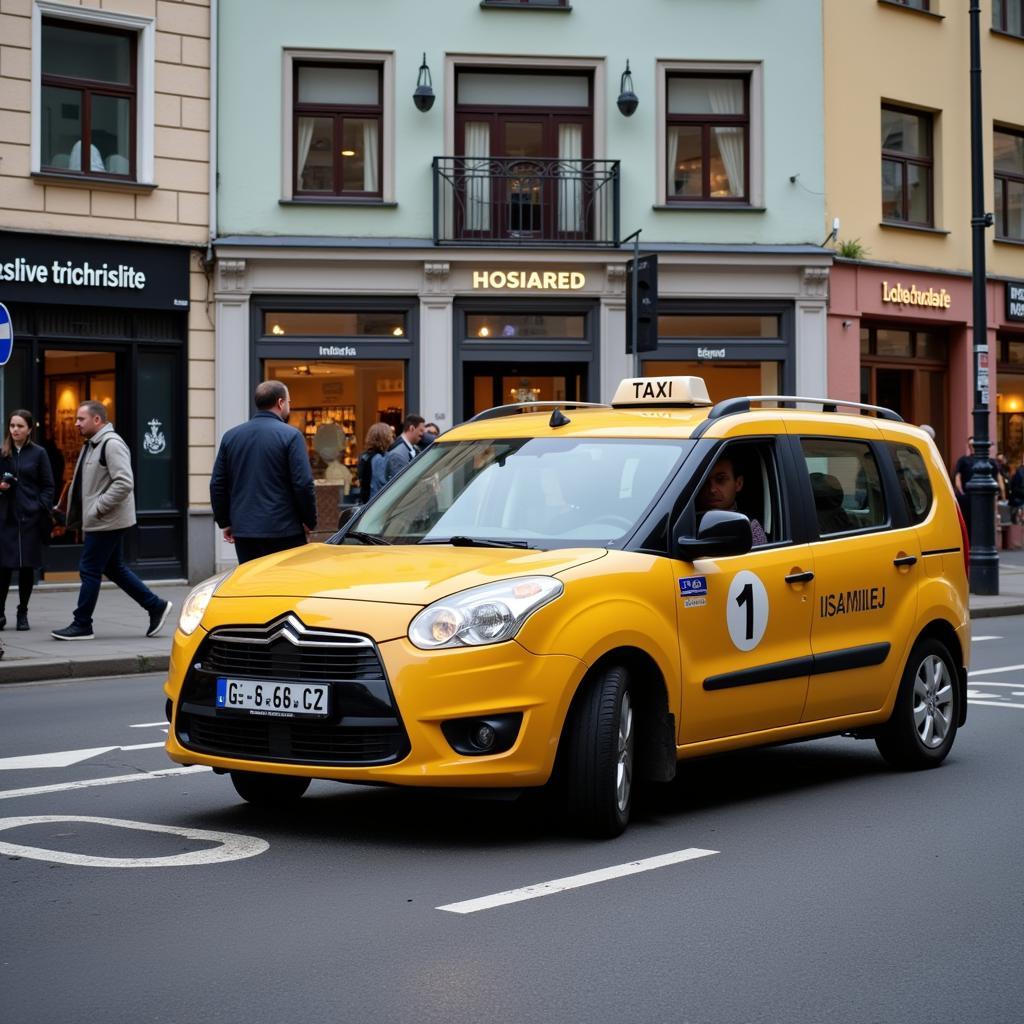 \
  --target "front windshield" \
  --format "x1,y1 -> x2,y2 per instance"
339,437 -> 691,547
